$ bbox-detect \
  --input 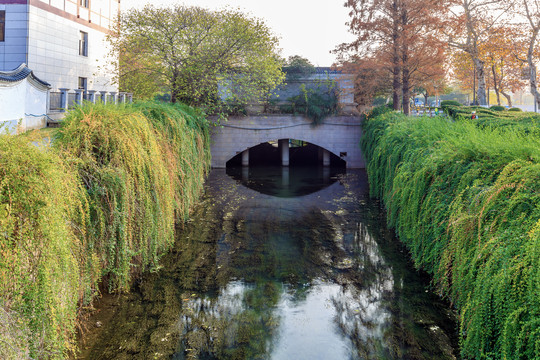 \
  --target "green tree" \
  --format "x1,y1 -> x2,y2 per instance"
108,5 -> 284,110
282,55 -> 316,79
